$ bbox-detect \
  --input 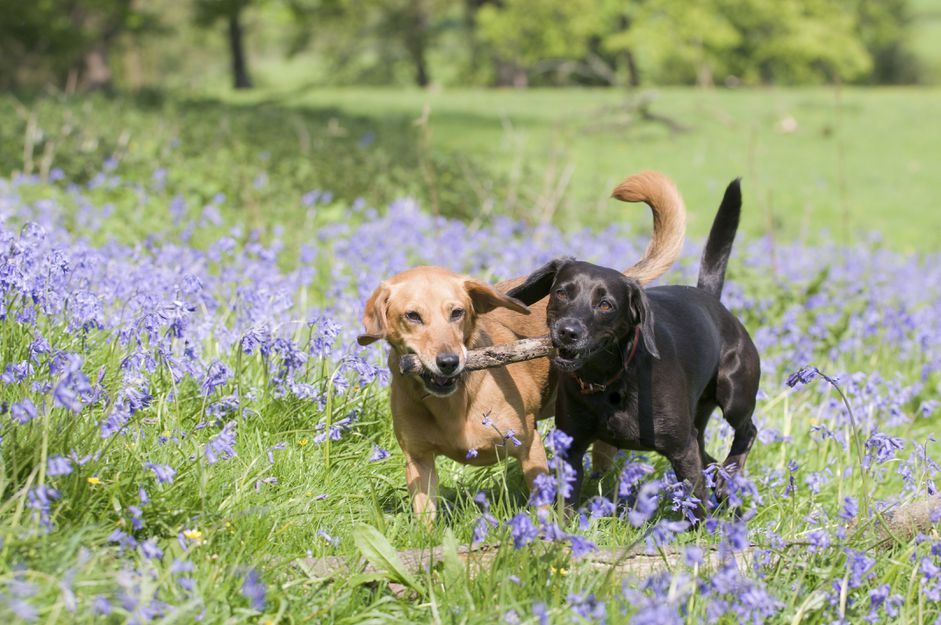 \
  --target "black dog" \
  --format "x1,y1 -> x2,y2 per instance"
508,180 -> 759,518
